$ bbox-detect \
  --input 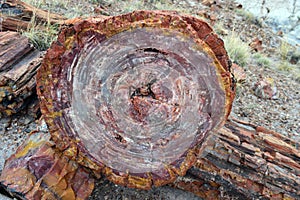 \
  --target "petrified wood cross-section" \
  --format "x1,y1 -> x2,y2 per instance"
36,10 -> 234,189
1,10 -> 299,200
